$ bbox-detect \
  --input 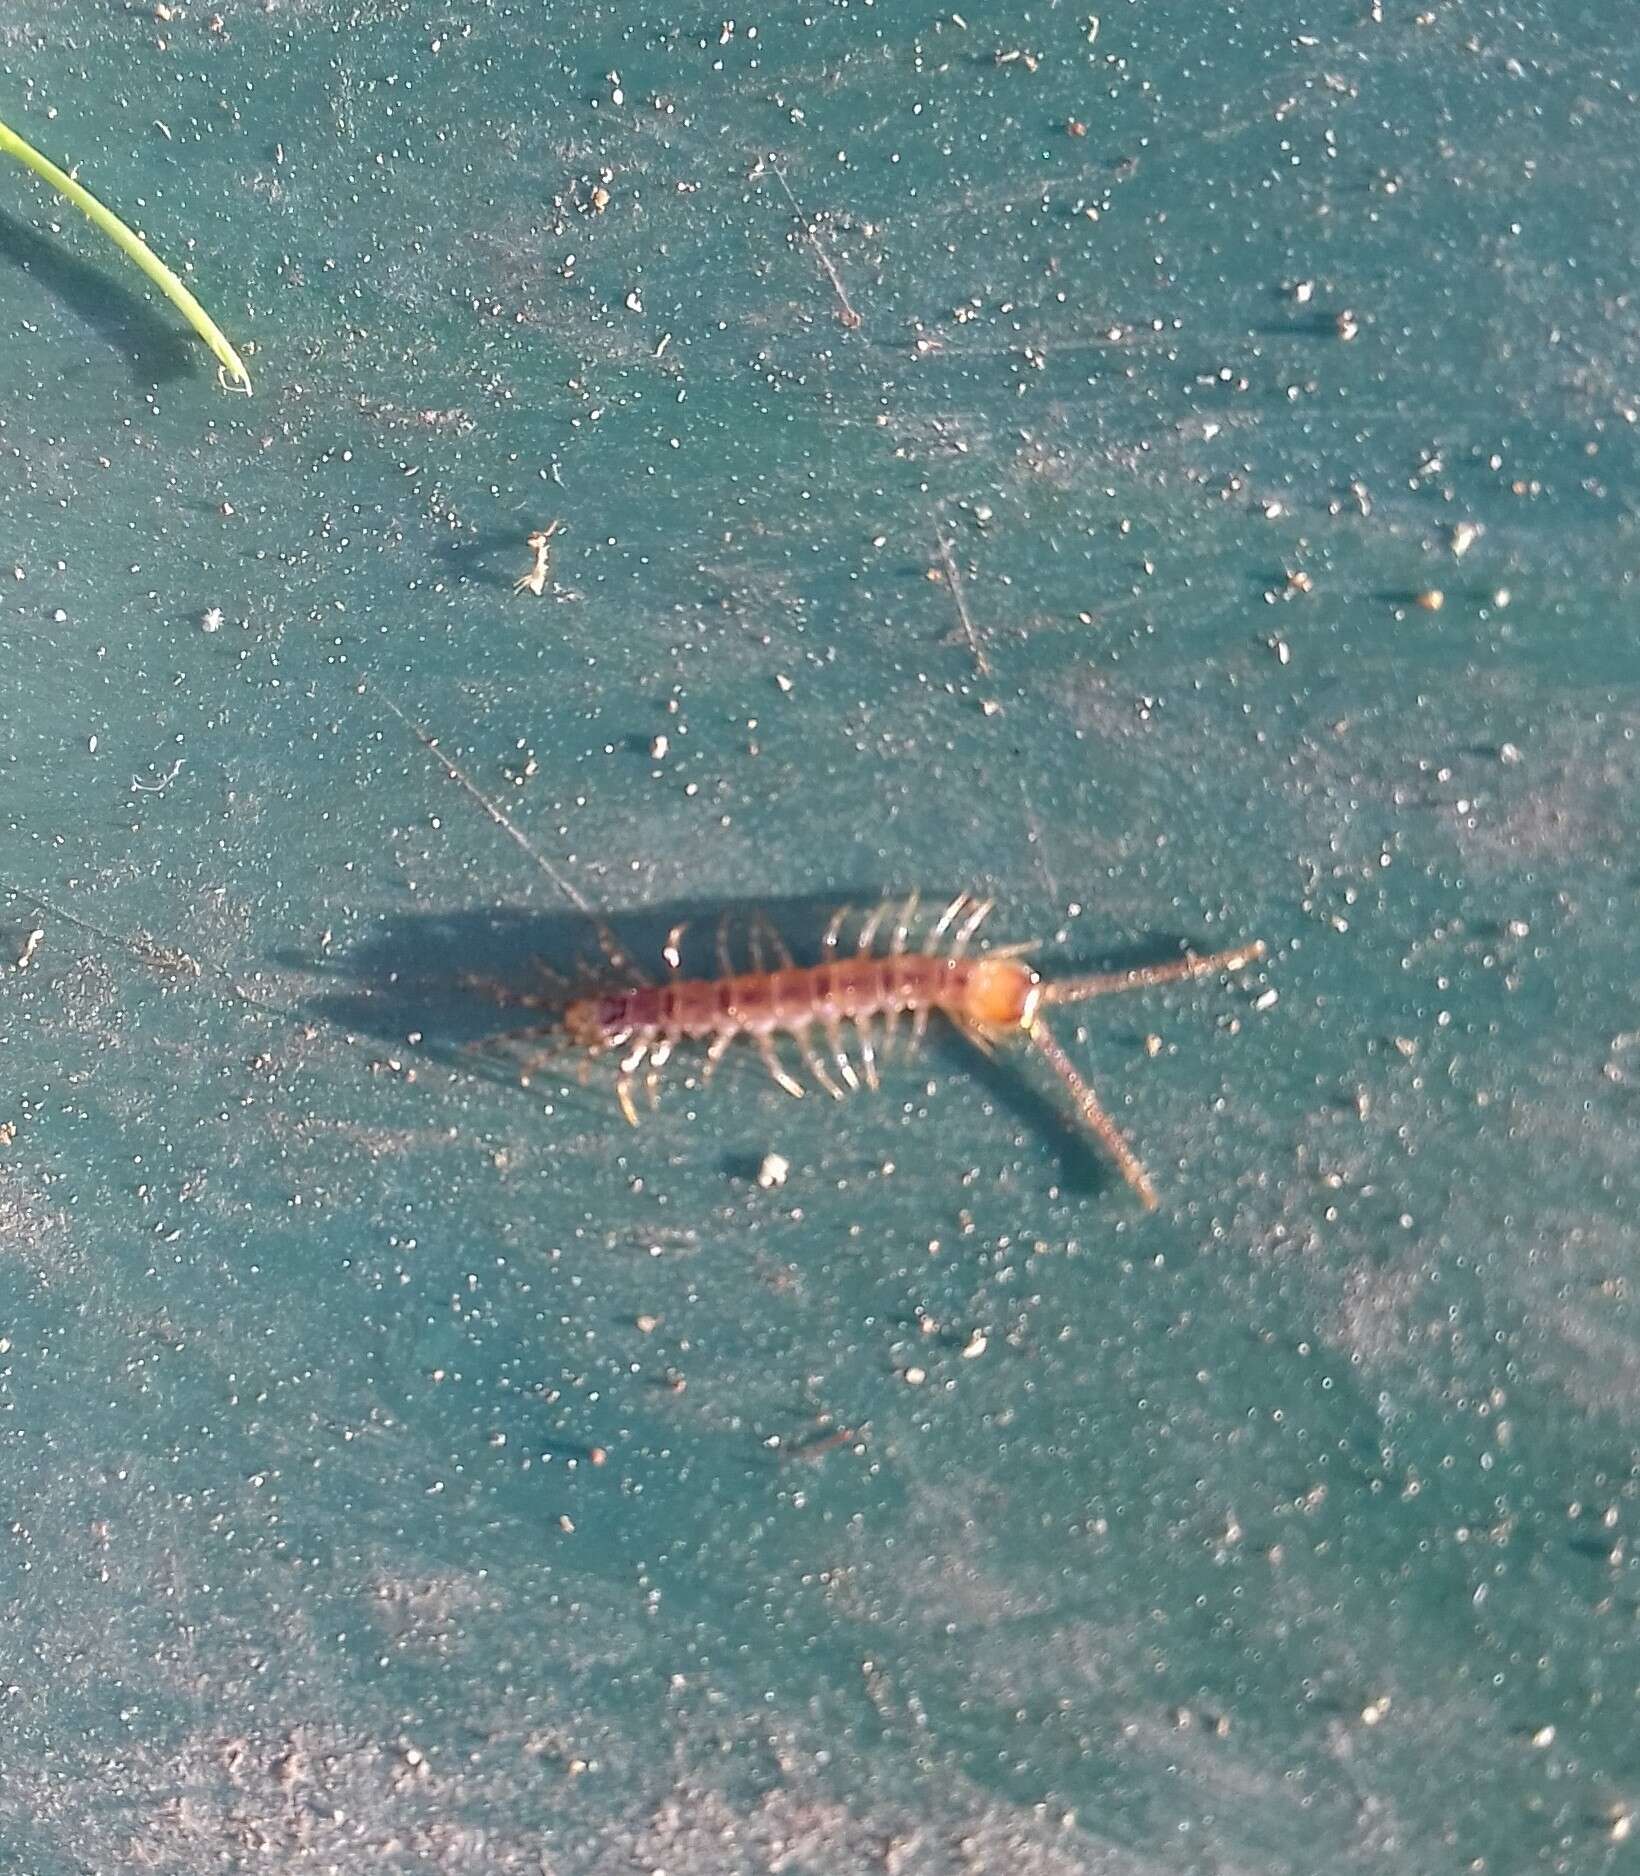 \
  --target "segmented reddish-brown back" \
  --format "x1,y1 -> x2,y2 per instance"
593,954 -> 973,1043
